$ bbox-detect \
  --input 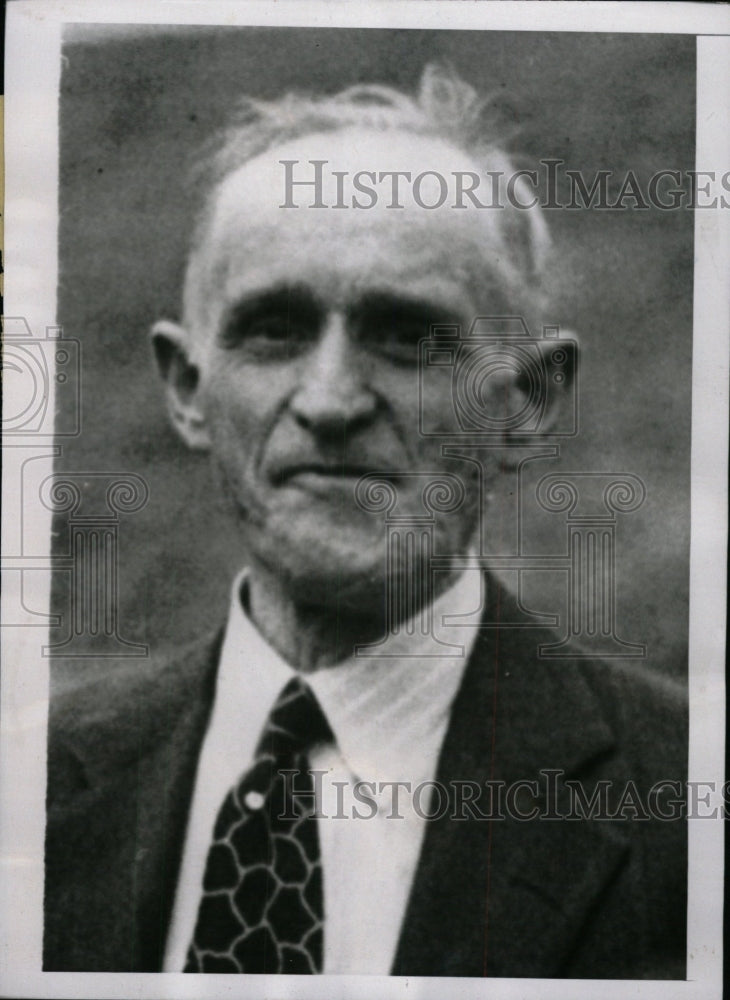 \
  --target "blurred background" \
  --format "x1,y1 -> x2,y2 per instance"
52,26 -> 694,683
